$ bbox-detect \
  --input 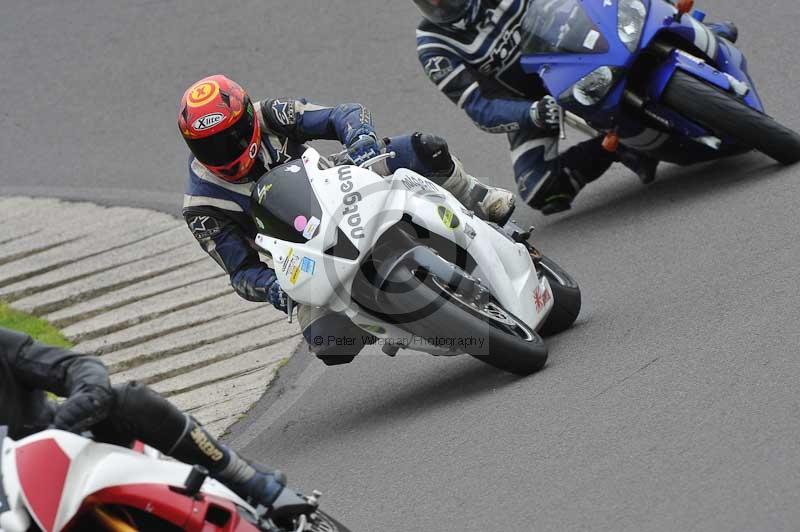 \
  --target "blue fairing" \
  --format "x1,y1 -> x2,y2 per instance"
518,0 -> 766,165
